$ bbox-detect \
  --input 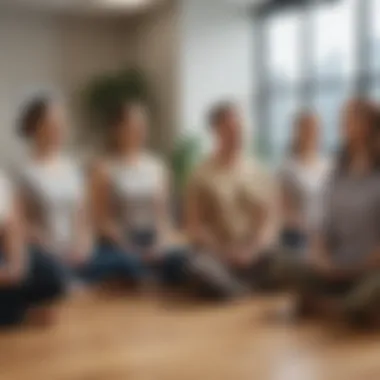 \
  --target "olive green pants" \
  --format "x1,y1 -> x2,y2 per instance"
276,256 -> 380,321
187,251 -> 280,300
